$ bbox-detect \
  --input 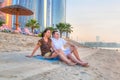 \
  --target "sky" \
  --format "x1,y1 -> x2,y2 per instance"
66,0 -> 120,43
